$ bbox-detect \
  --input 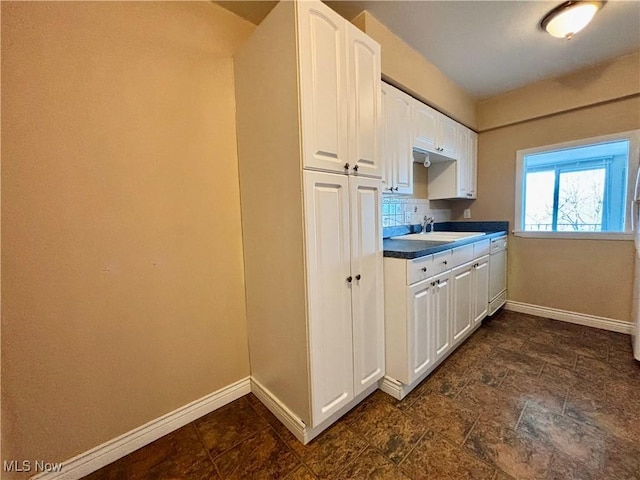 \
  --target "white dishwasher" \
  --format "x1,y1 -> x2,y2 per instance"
488,235 -> 507,315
